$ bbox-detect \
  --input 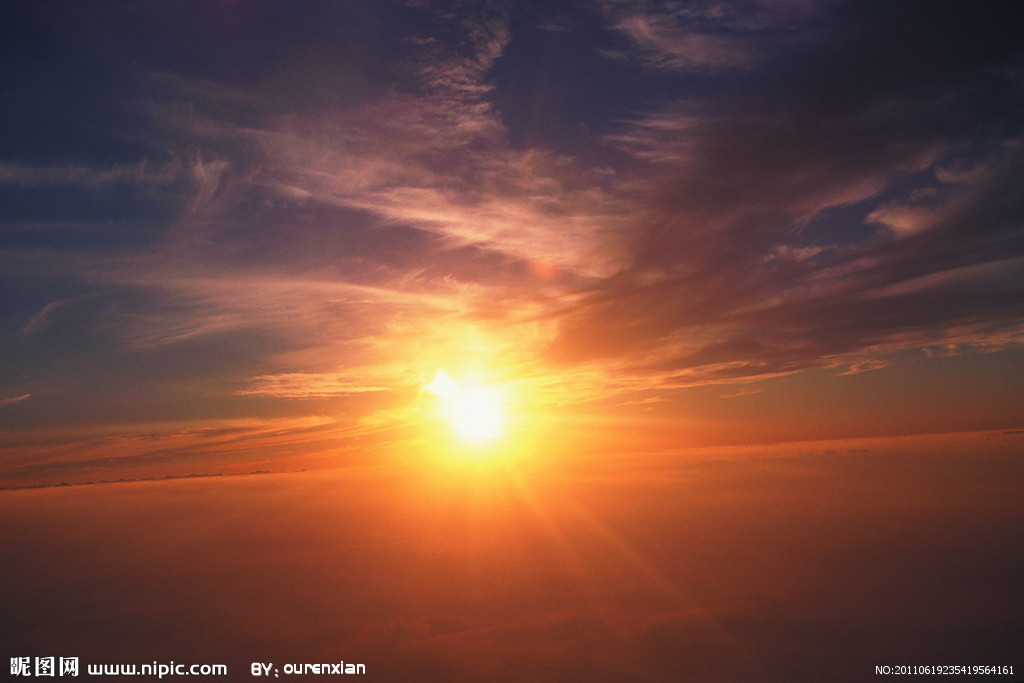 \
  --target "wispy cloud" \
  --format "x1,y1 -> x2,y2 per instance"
719,388 -> 763,399
604,0 -> 819,71
19,299 -> 74,337
614,14 -> 759,71
838,360 -> 889,376
237,373 -> 390,399
0,158 -> 186,188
